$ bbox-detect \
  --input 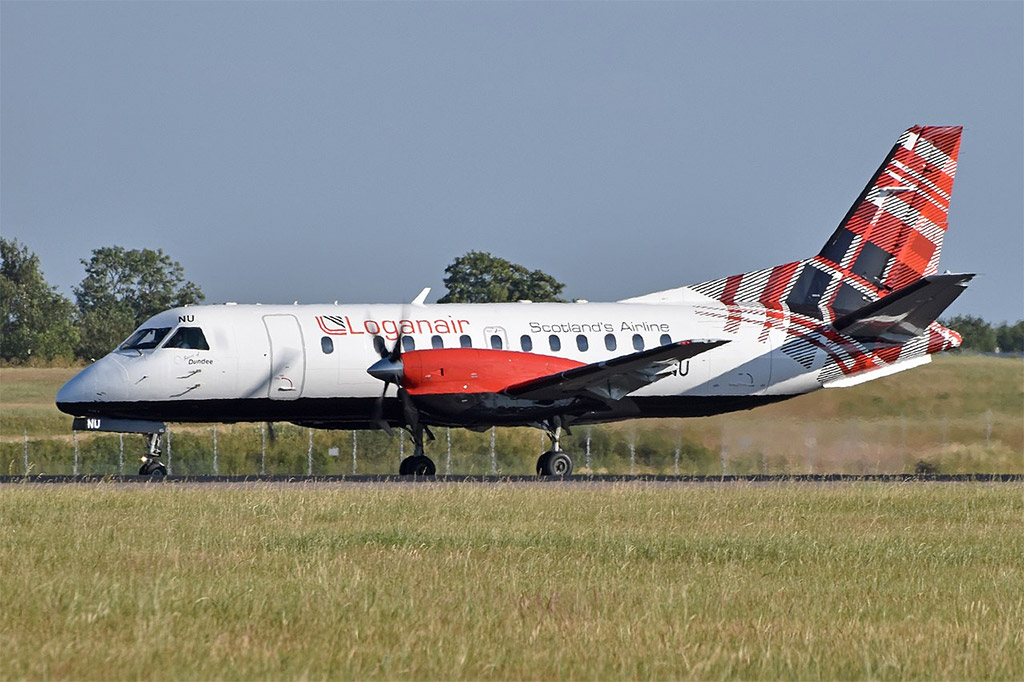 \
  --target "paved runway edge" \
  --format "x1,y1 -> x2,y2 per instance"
1,474 -> 1022,484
